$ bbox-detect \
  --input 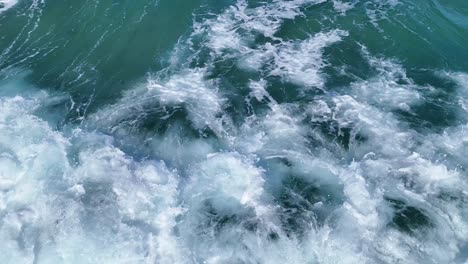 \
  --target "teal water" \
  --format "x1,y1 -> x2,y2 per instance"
0,0 -> 467,263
